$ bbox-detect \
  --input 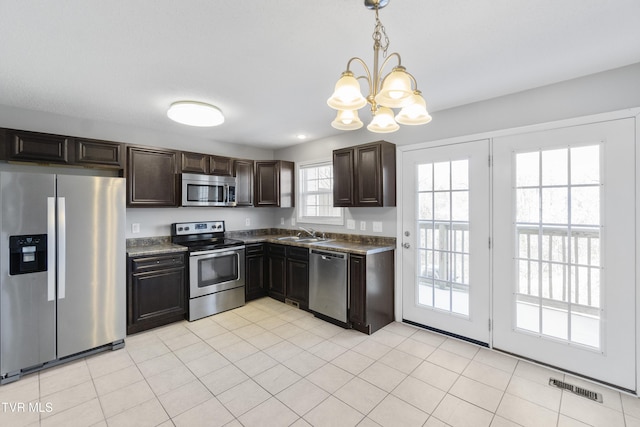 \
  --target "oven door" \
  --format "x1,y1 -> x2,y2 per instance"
189,247 -> 245,298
